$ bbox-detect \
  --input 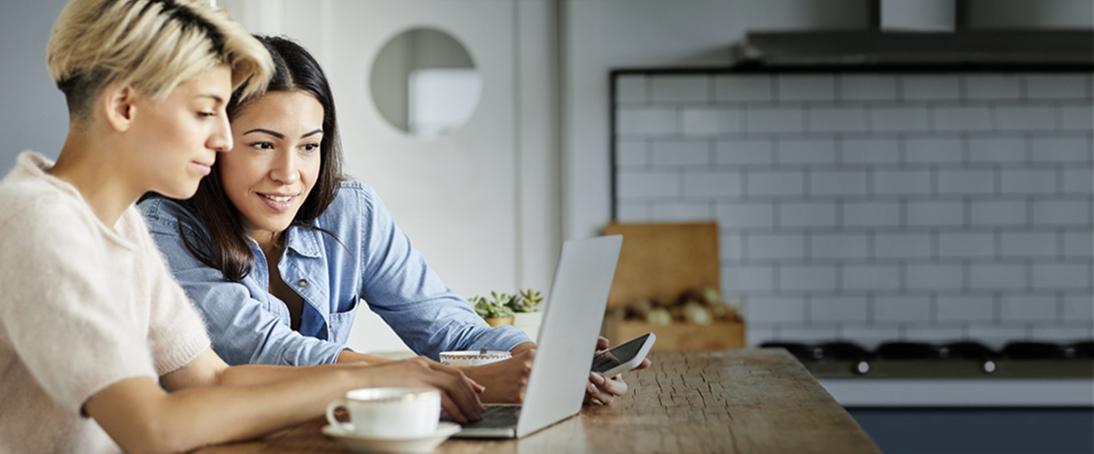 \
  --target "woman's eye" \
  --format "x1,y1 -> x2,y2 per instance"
199,111 -> 215,118
250,142 -> 274,150
303,143 -> 320,152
